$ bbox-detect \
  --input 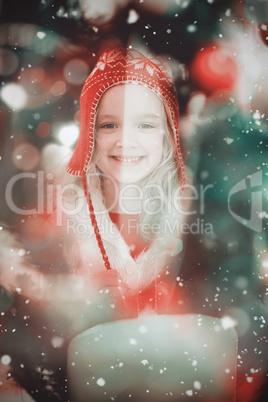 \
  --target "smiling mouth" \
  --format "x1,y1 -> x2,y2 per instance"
111,156 -> 144,162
